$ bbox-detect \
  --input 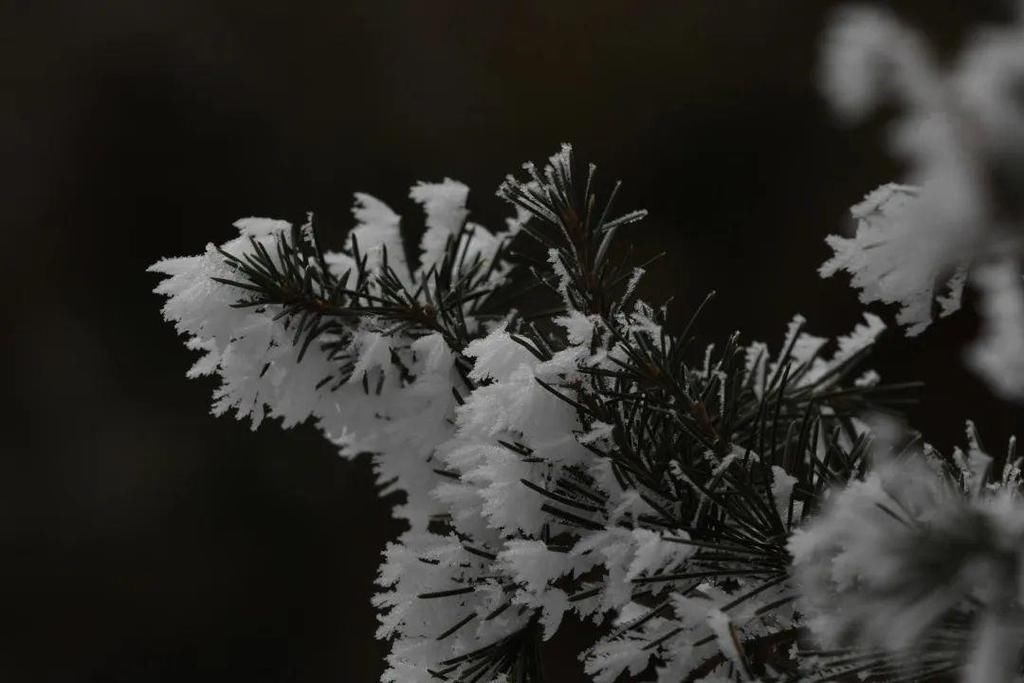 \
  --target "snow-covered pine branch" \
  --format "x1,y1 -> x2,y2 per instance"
150,181 -> 520,531
151,144 -> 918,681
150,8 -> 1024,681
819,4 -> 1024,399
